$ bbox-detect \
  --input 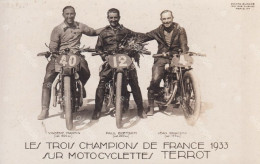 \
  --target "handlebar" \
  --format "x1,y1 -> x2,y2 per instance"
37,52 -> 50,57
91,49 -> 151,57
79,48 -> 96,53
188,52 -> 206,57
37,47 -> 97,58
152,54 -> 165,58
152,52 -> 206,58
141,50 -> 151,55
91,52 -> 102,56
